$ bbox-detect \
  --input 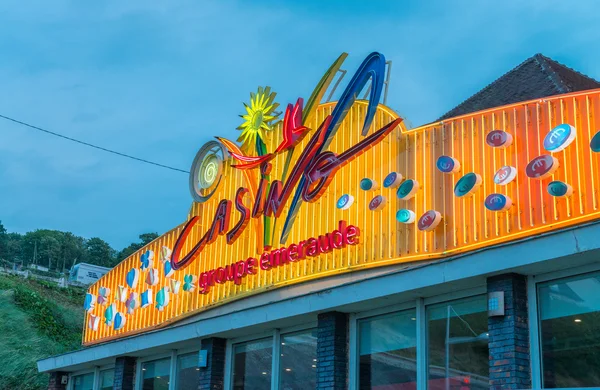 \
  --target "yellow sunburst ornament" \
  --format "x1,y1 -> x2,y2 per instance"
237,86 -> 280,155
